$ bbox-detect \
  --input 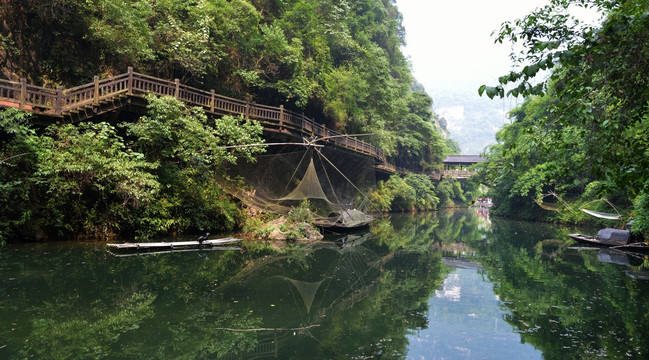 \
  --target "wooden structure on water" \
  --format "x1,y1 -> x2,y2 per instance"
107,237 -> 241,250
430,155 -> 485,180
